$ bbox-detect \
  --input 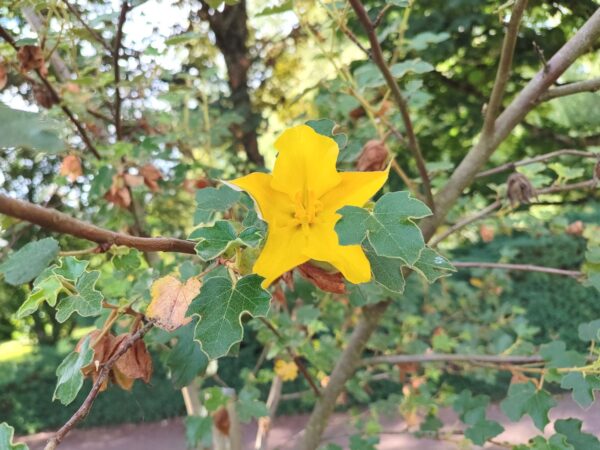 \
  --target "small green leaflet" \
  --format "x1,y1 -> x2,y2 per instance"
412,247 -> 455,282
560,372 -> 600,409
0,237 -> 59,286
305,119 -> 347,151
166,322 -> 209,389
16,268 -> 62,319
189,274 -> 271,359
189,220 -> 262,261
554,419 -> 600,450
539,341 -> 586,368
53,336 -> 94,405
236,386 -> 269,423
194,185 -> 241,225
354,59 -> 433,90
185,416 -> 212,449
0,103 -> 63,153
336,191 -> 431,265
364,244 -> 405,293
500,382 -> 556,431
578,319 -> 600,342
0,422 -> 28,450
53,257 -> 89,281
55,271 -> 104,323
514,435 -> 574,450
464,419 -> 504,446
